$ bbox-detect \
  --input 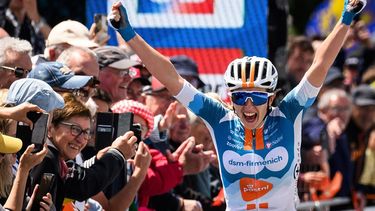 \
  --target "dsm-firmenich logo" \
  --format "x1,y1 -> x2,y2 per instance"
109,0 -> 245,28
